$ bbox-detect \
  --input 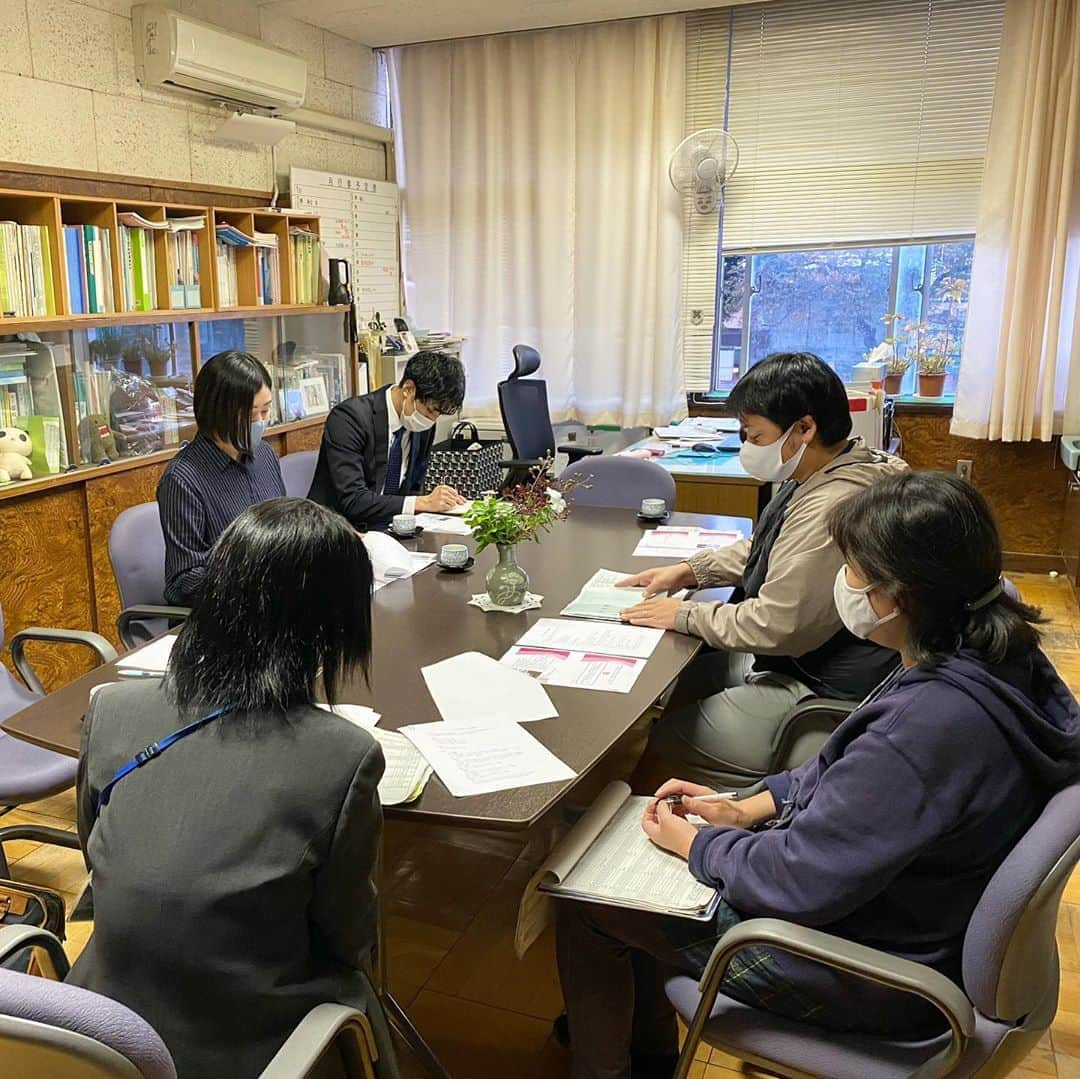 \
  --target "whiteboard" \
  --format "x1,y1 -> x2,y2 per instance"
289,167 -> 400,325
